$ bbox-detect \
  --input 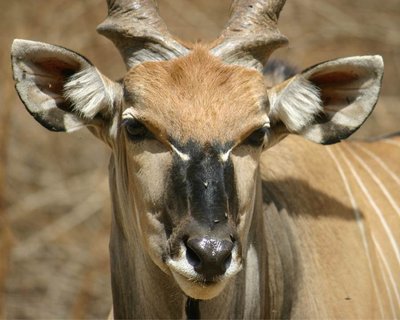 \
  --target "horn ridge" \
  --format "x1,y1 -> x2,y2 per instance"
211,0 -> 288,71
97,0 -> 188,69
